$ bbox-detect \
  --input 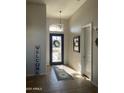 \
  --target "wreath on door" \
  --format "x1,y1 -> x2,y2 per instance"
53,40 -> 60,47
